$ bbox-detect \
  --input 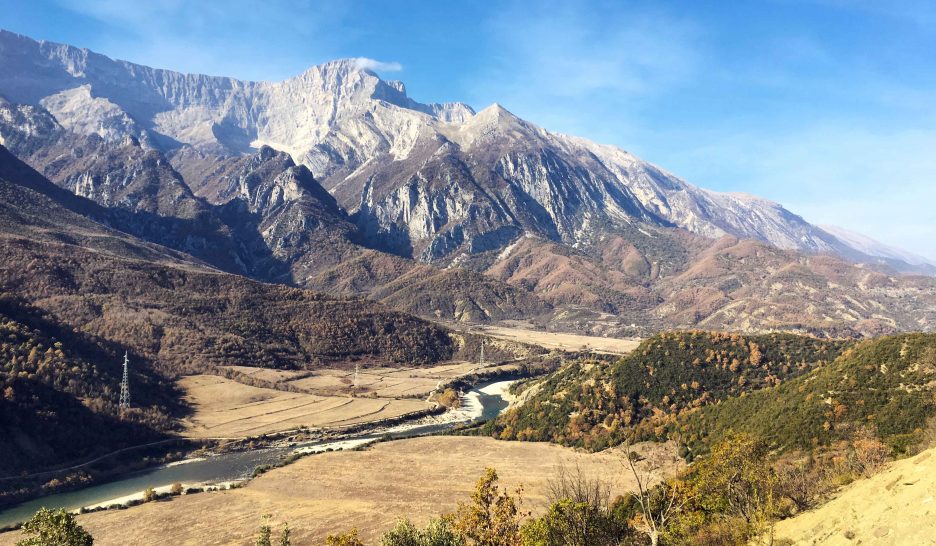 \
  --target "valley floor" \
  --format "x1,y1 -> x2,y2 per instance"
179,375 -> 430,438
0,436 -> 679,545
181,361 -> 523,438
